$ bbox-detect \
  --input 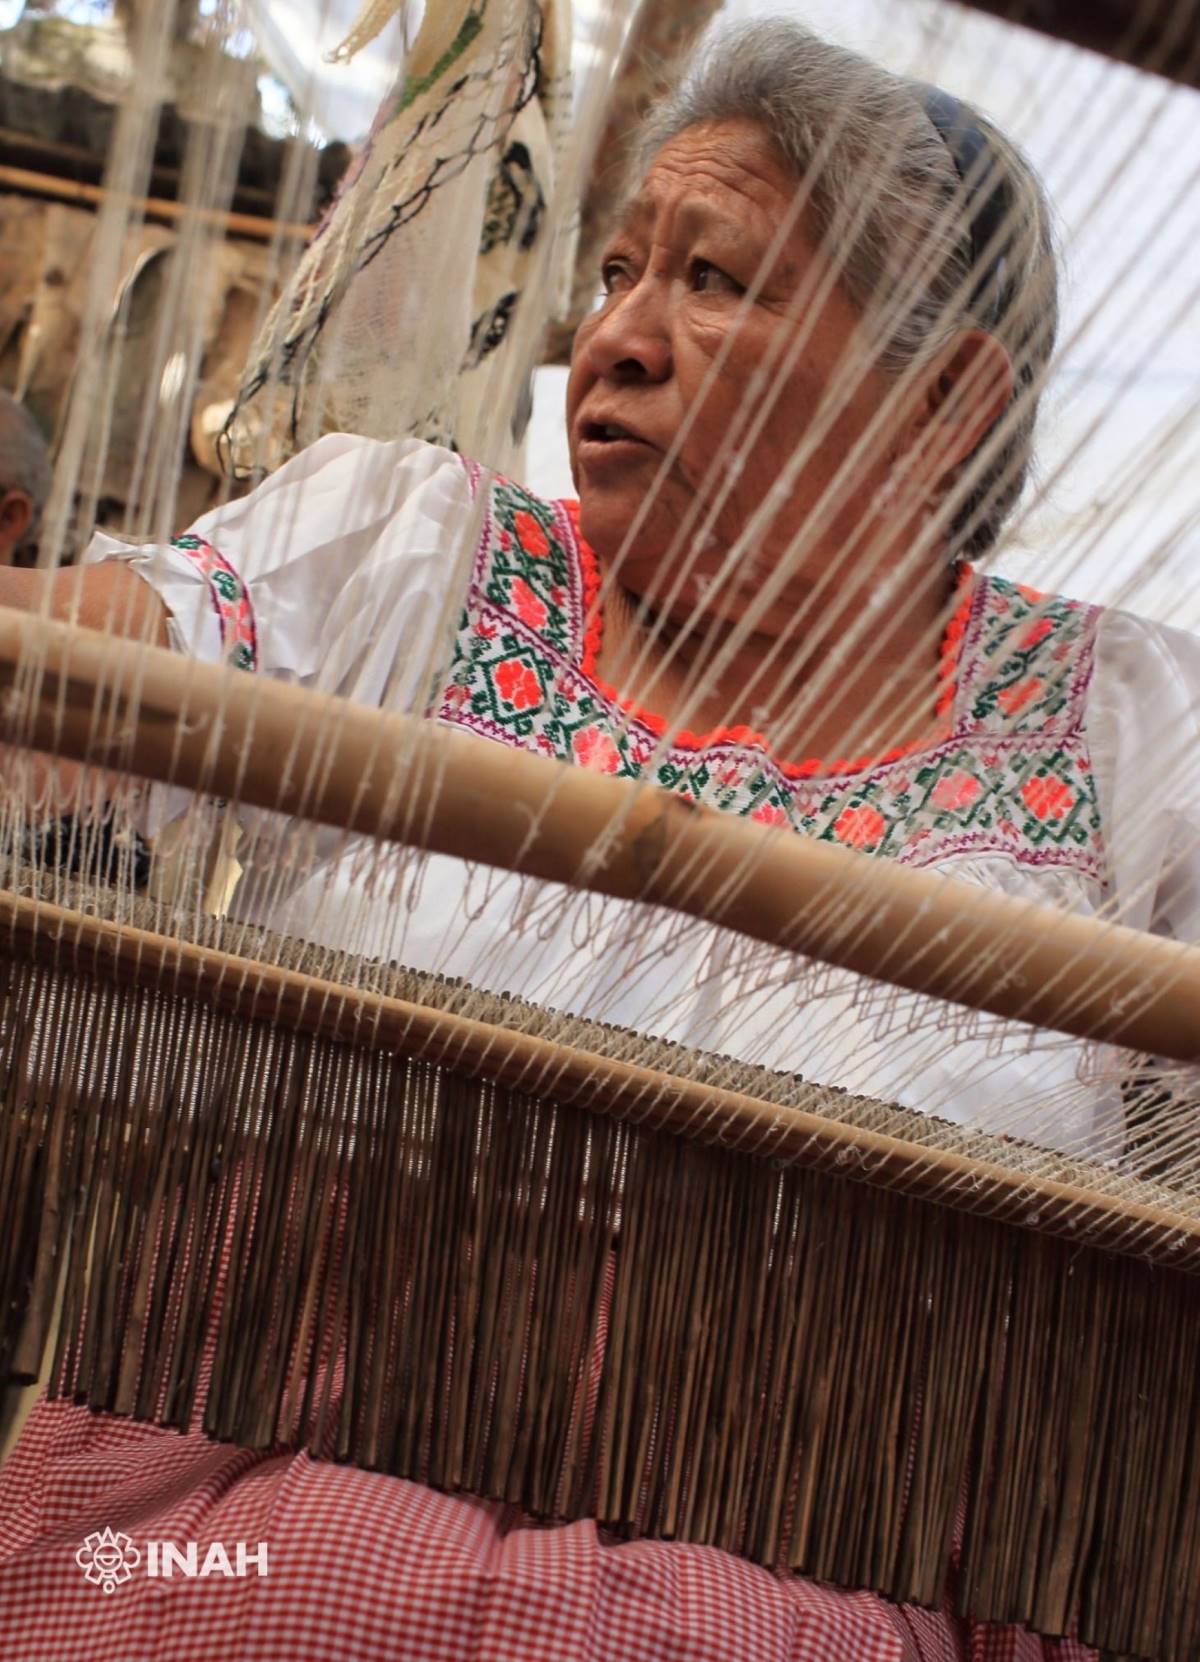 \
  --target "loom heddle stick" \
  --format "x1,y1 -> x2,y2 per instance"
0,884 -> 1197,1266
